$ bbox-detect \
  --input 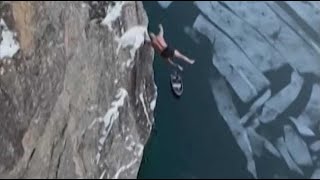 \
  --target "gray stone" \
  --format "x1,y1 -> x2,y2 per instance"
0,1 -> 155,179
